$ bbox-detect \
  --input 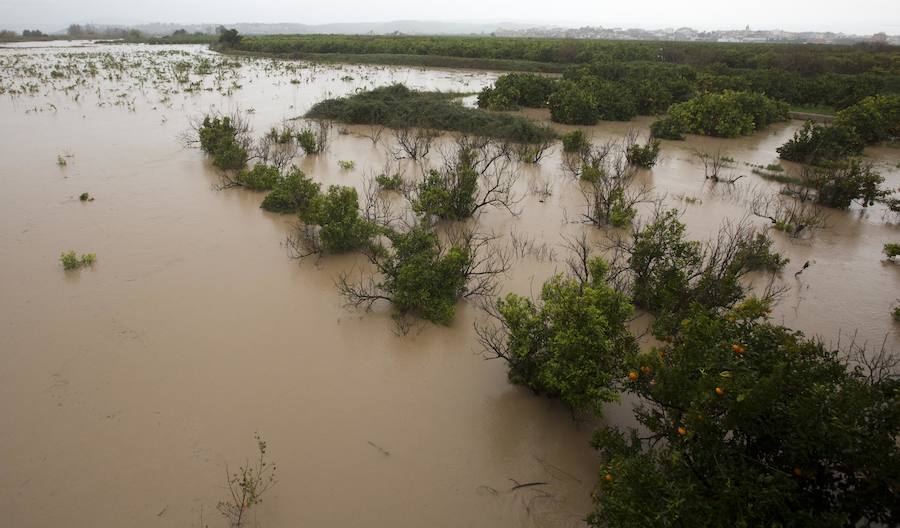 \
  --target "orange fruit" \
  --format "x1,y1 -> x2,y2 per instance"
604,473 -> 614,482
715,387 -> 725,396
641,366 -> 652,375
628,371 -> 639,381
731,343 -> 745,354
676,426 -> 687,436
